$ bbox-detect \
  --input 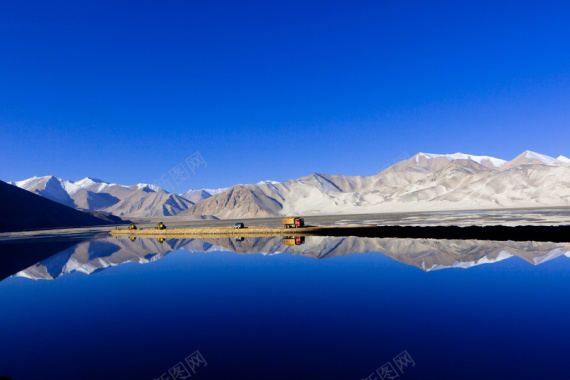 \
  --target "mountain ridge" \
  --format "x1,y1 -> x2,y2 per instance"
180,150 -> 570,218
10,150 -> 570,219
10,176 -> 194,217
